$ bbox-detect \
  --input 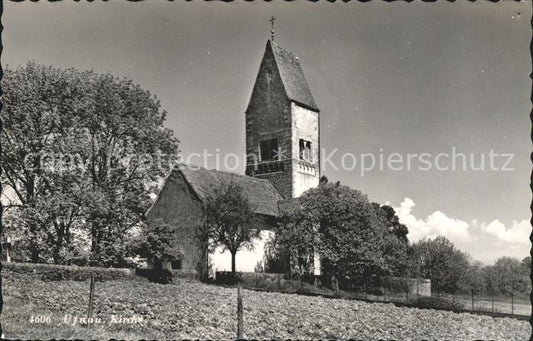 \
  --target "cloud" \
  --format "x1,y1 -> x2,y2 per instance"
481,219 -> 530,246
394,198 -> 531,247
394,198 -> 472,244
392,198 -> 530,263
